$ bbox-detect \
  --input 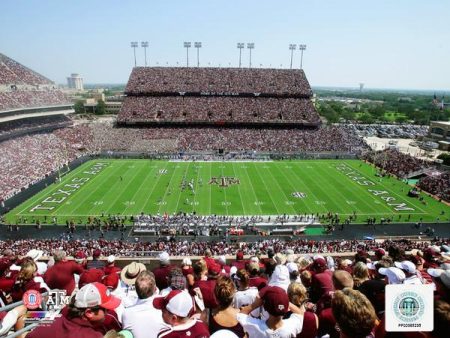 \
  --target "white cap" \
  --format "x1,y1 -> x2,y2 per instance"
274,253 -> 286,265
159,251 -> 170,264
26,249 -> 44,261
394,261 -> 416,274
75,282 -> 121,310
182,257 -> 192,266
107,255 -> 116,263
286,262 -> 299,274
153,290 -> 193,318
379,267 -> 406,284
427,269 -> 450,289
210,330 -> 239,338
